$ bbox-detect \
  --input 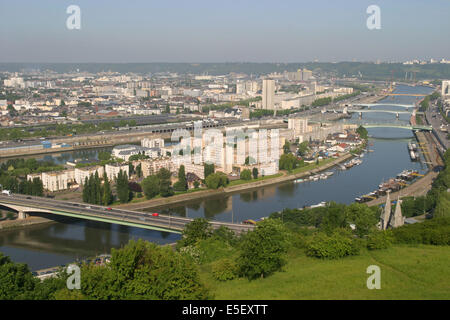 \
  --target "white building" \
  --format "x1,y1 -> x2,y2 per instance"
262,79 -> 275,110
105,163 -> 129,181
288,117 -> 309,135
141,138 -> 165,149
75,166 -> 104,185
139,158 -> 174,177
27,169 -> 75,192
112,144 -> 161,161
